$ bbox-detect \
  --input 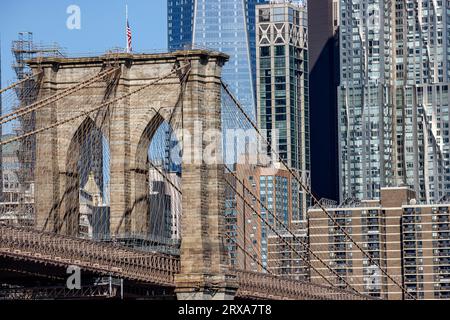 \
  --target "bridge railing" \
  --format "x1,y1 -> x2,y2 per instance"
0,225 -> 374,300
0,285 -> 117,300
234,270 -> 373,300
0,225 -> 180,286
